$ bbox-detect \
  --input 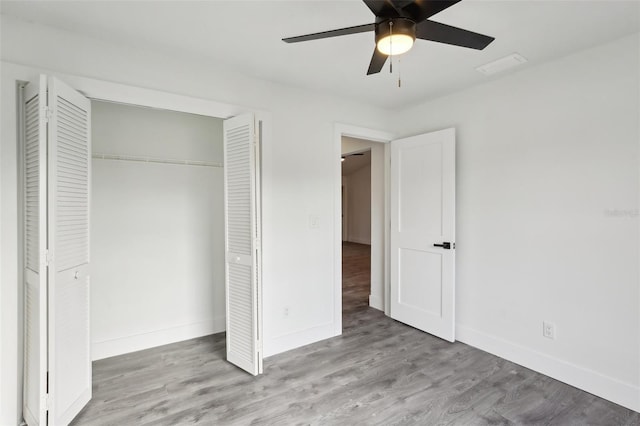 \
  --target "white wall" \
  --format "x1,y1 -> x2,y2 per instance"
90,101 -> 225,360
395,34 -> 640,411
343,162 -> 372,245
342,137 -> 386,311
0,14 -> 392,424
0,62 -> 23,426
